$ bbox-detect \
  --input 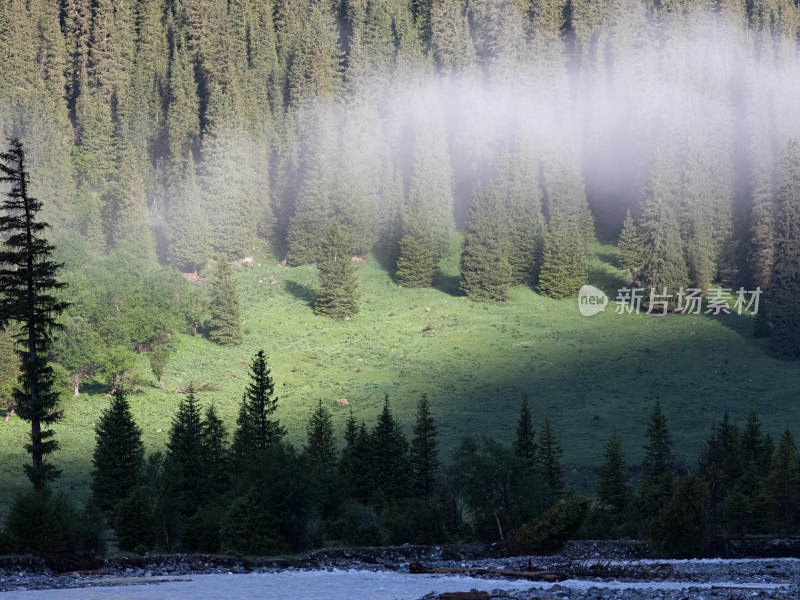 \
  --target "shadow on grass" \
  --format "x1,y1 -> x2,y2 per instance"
285,280 -> 316,308
371,244 -> 397,274
596,245 -> 618,266
434,272 -> 463,296
586,261 -> 626,296
79,380 -> 111,397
